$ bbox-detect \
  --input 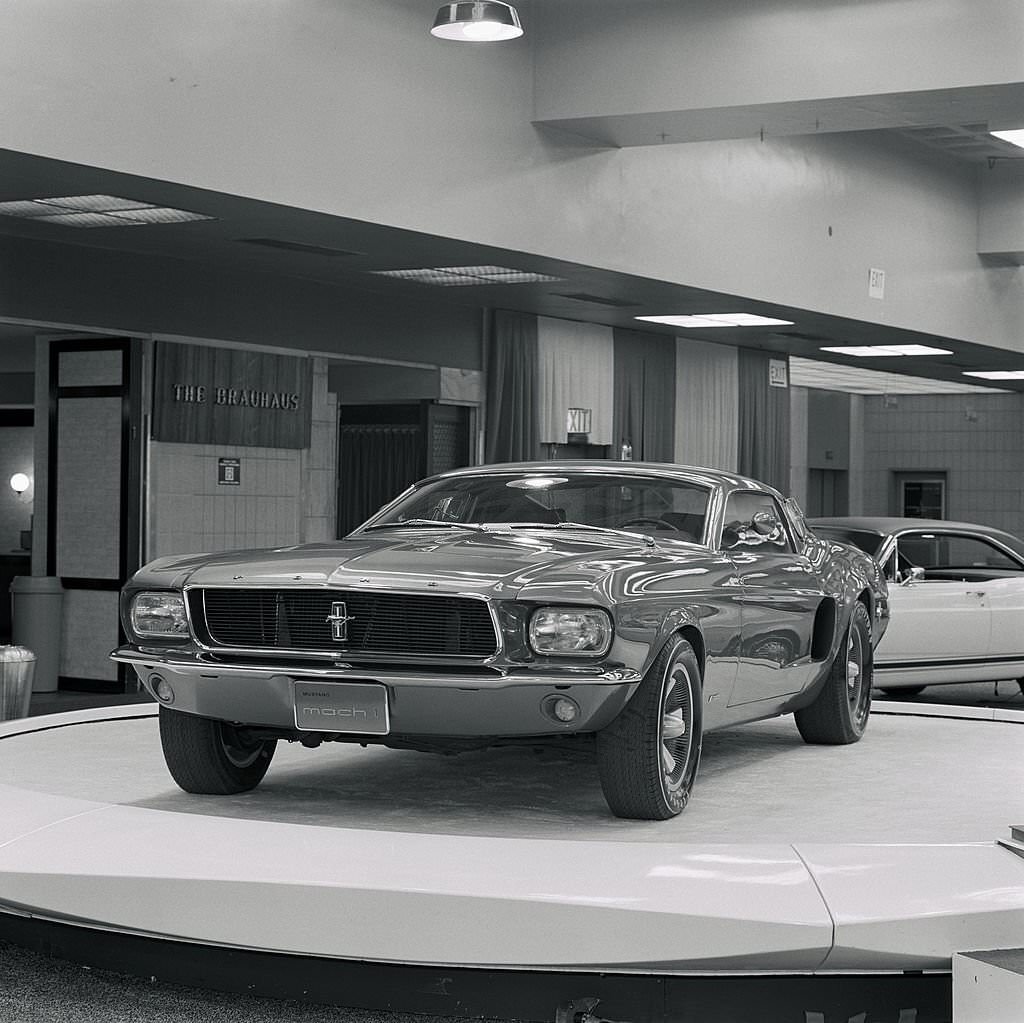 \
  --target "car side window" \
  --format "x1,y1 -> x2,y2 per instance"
898,532 -> 1020,572
721,491 -> 793,553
